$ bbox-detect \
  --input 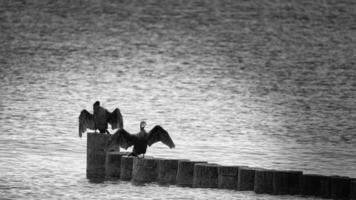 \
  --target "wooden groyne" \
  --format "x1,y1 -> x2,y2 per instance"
193,163 -> 220,188
176,160 -> 206,187
217,165 -> 240,189
120,155 -> 134,180
87,133 -> 355,199
237,166 -> 255,191
105,152 -> 129,178
86,133 -> 111,179
157,159 -> 182,185
132,156 -> 158,184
